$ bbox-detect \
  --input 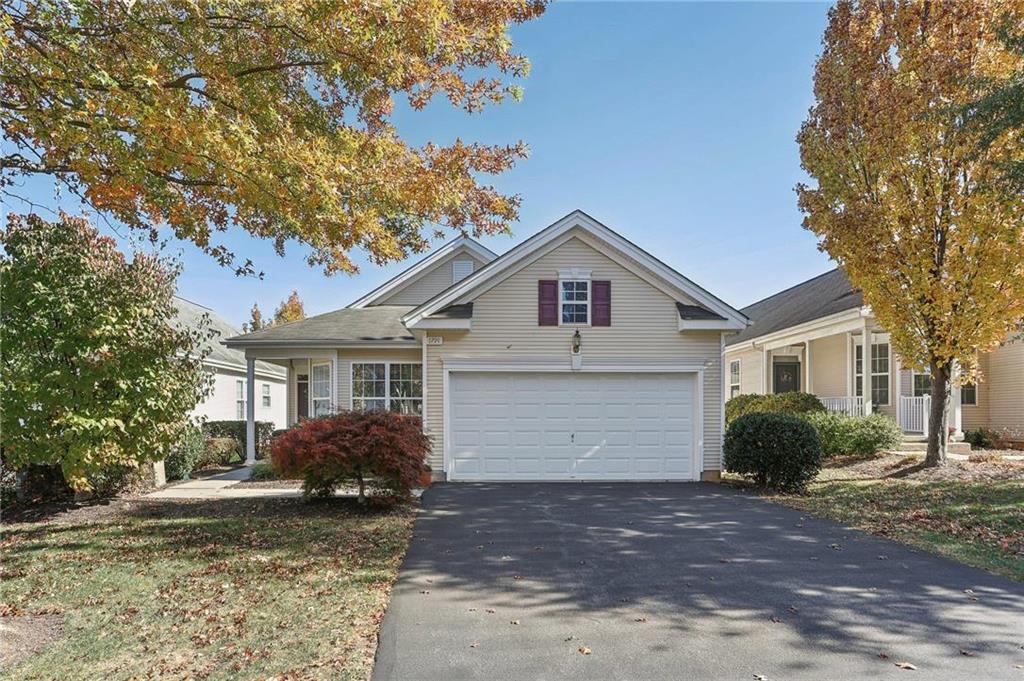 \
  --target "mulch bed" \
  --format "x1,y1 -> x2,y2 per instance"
826,451 -> 1024,483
